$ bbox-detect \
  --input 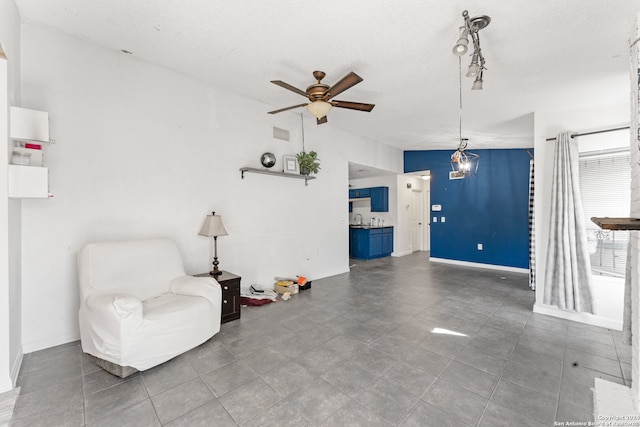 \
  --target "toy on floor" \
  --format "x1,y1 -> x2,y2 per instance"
275,275 -> 311,292
296,275 -> 312,290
